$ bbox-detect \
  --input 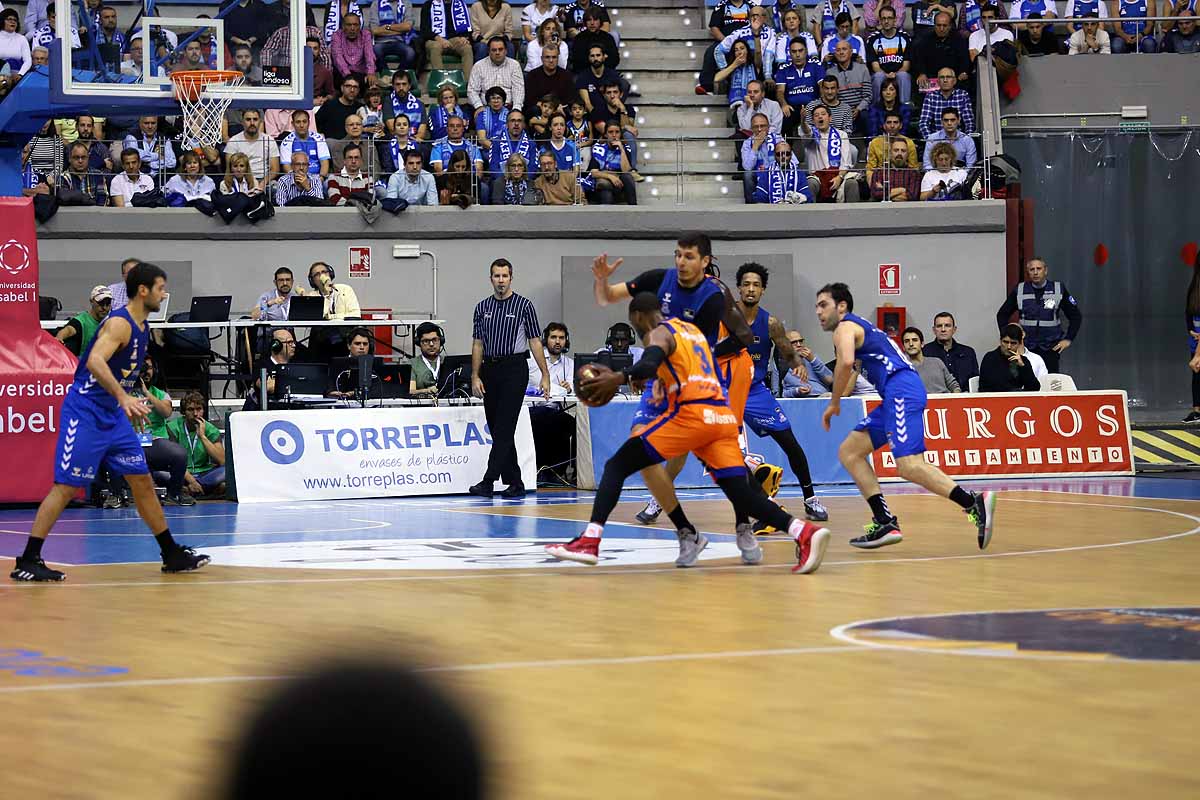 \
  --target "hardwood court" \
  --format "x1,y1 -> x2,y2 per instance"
1,480 -> 1198,799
